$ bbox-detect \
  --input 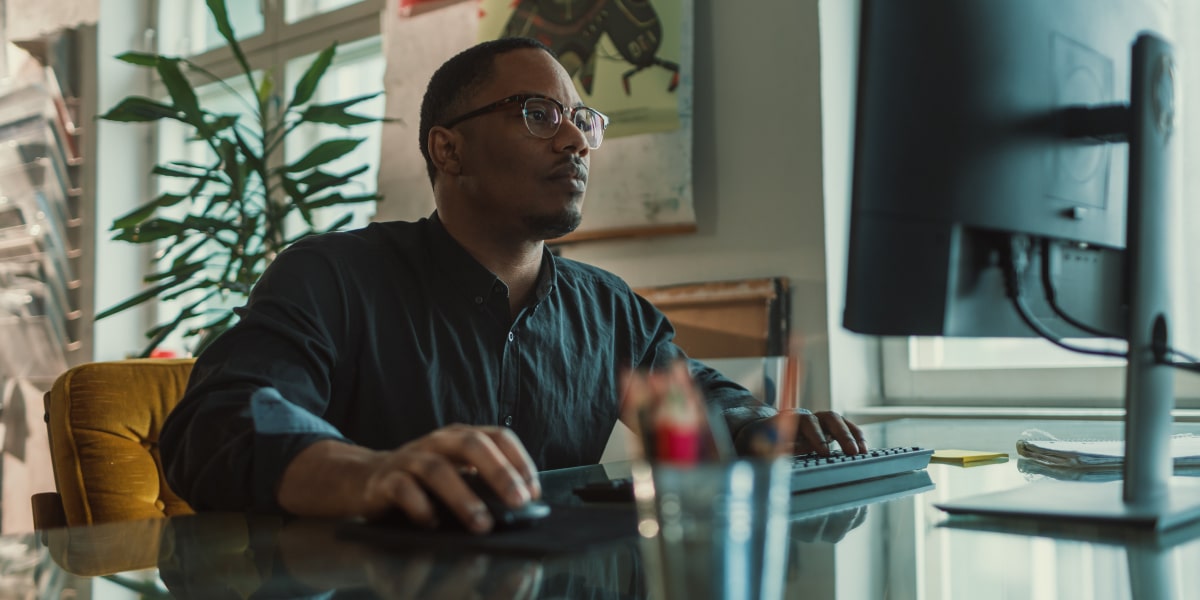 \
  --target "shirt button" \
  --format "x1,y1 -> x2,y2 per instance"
507,332 -> 514,342
504,415 -> 513,427
474,296 -> 483,304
